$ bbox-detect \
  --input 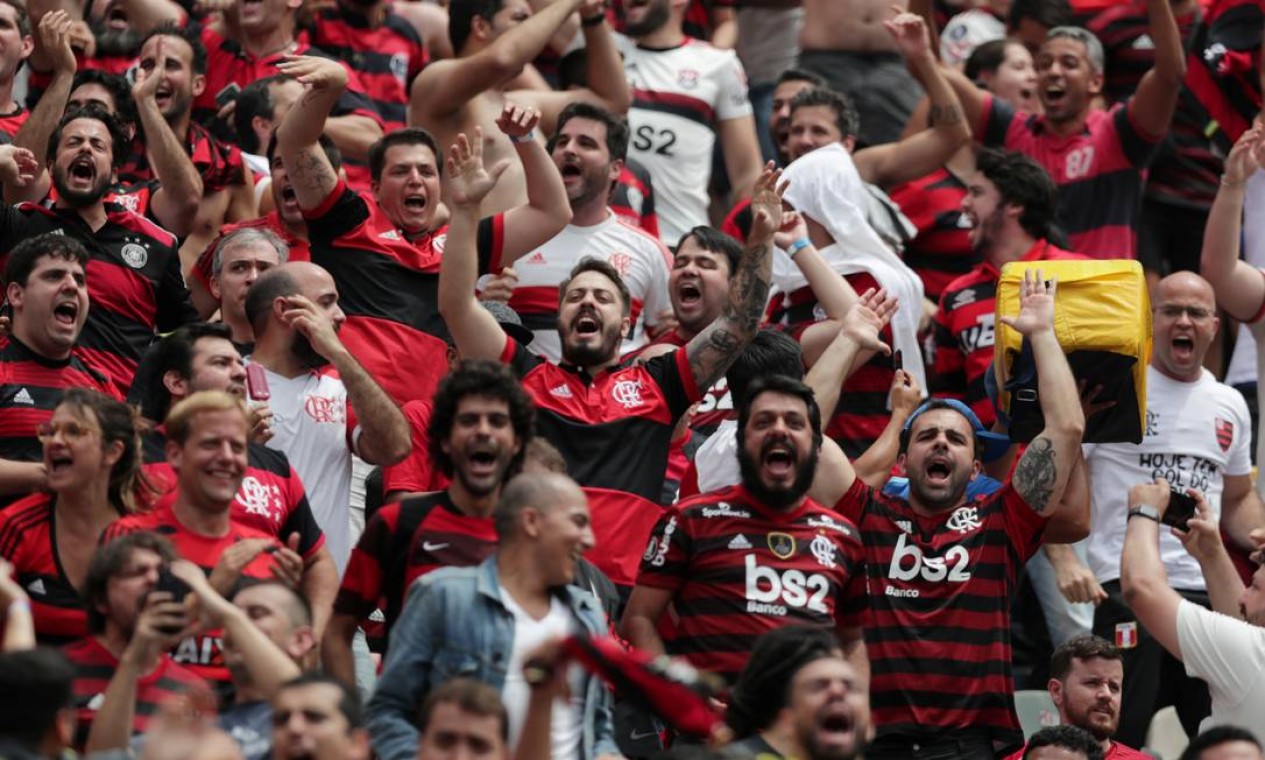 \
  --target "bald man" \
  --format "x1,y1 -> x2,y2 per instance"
366,472 -> 618,760
244,262 -> 410,571
1056,274 -> 1265,745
